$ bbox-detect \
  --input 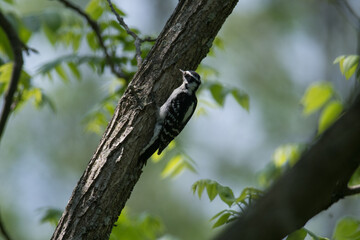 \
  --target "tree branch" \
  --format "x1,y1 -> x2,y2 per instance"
0,209 -> 12,240
51,1 -> 239,239
57,0 -> 128,80
215,94 -> 360,240
0,12 -> 25,145
339,184 -> 360,197
106,0 -> 156,67
334,0 -> 360,31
